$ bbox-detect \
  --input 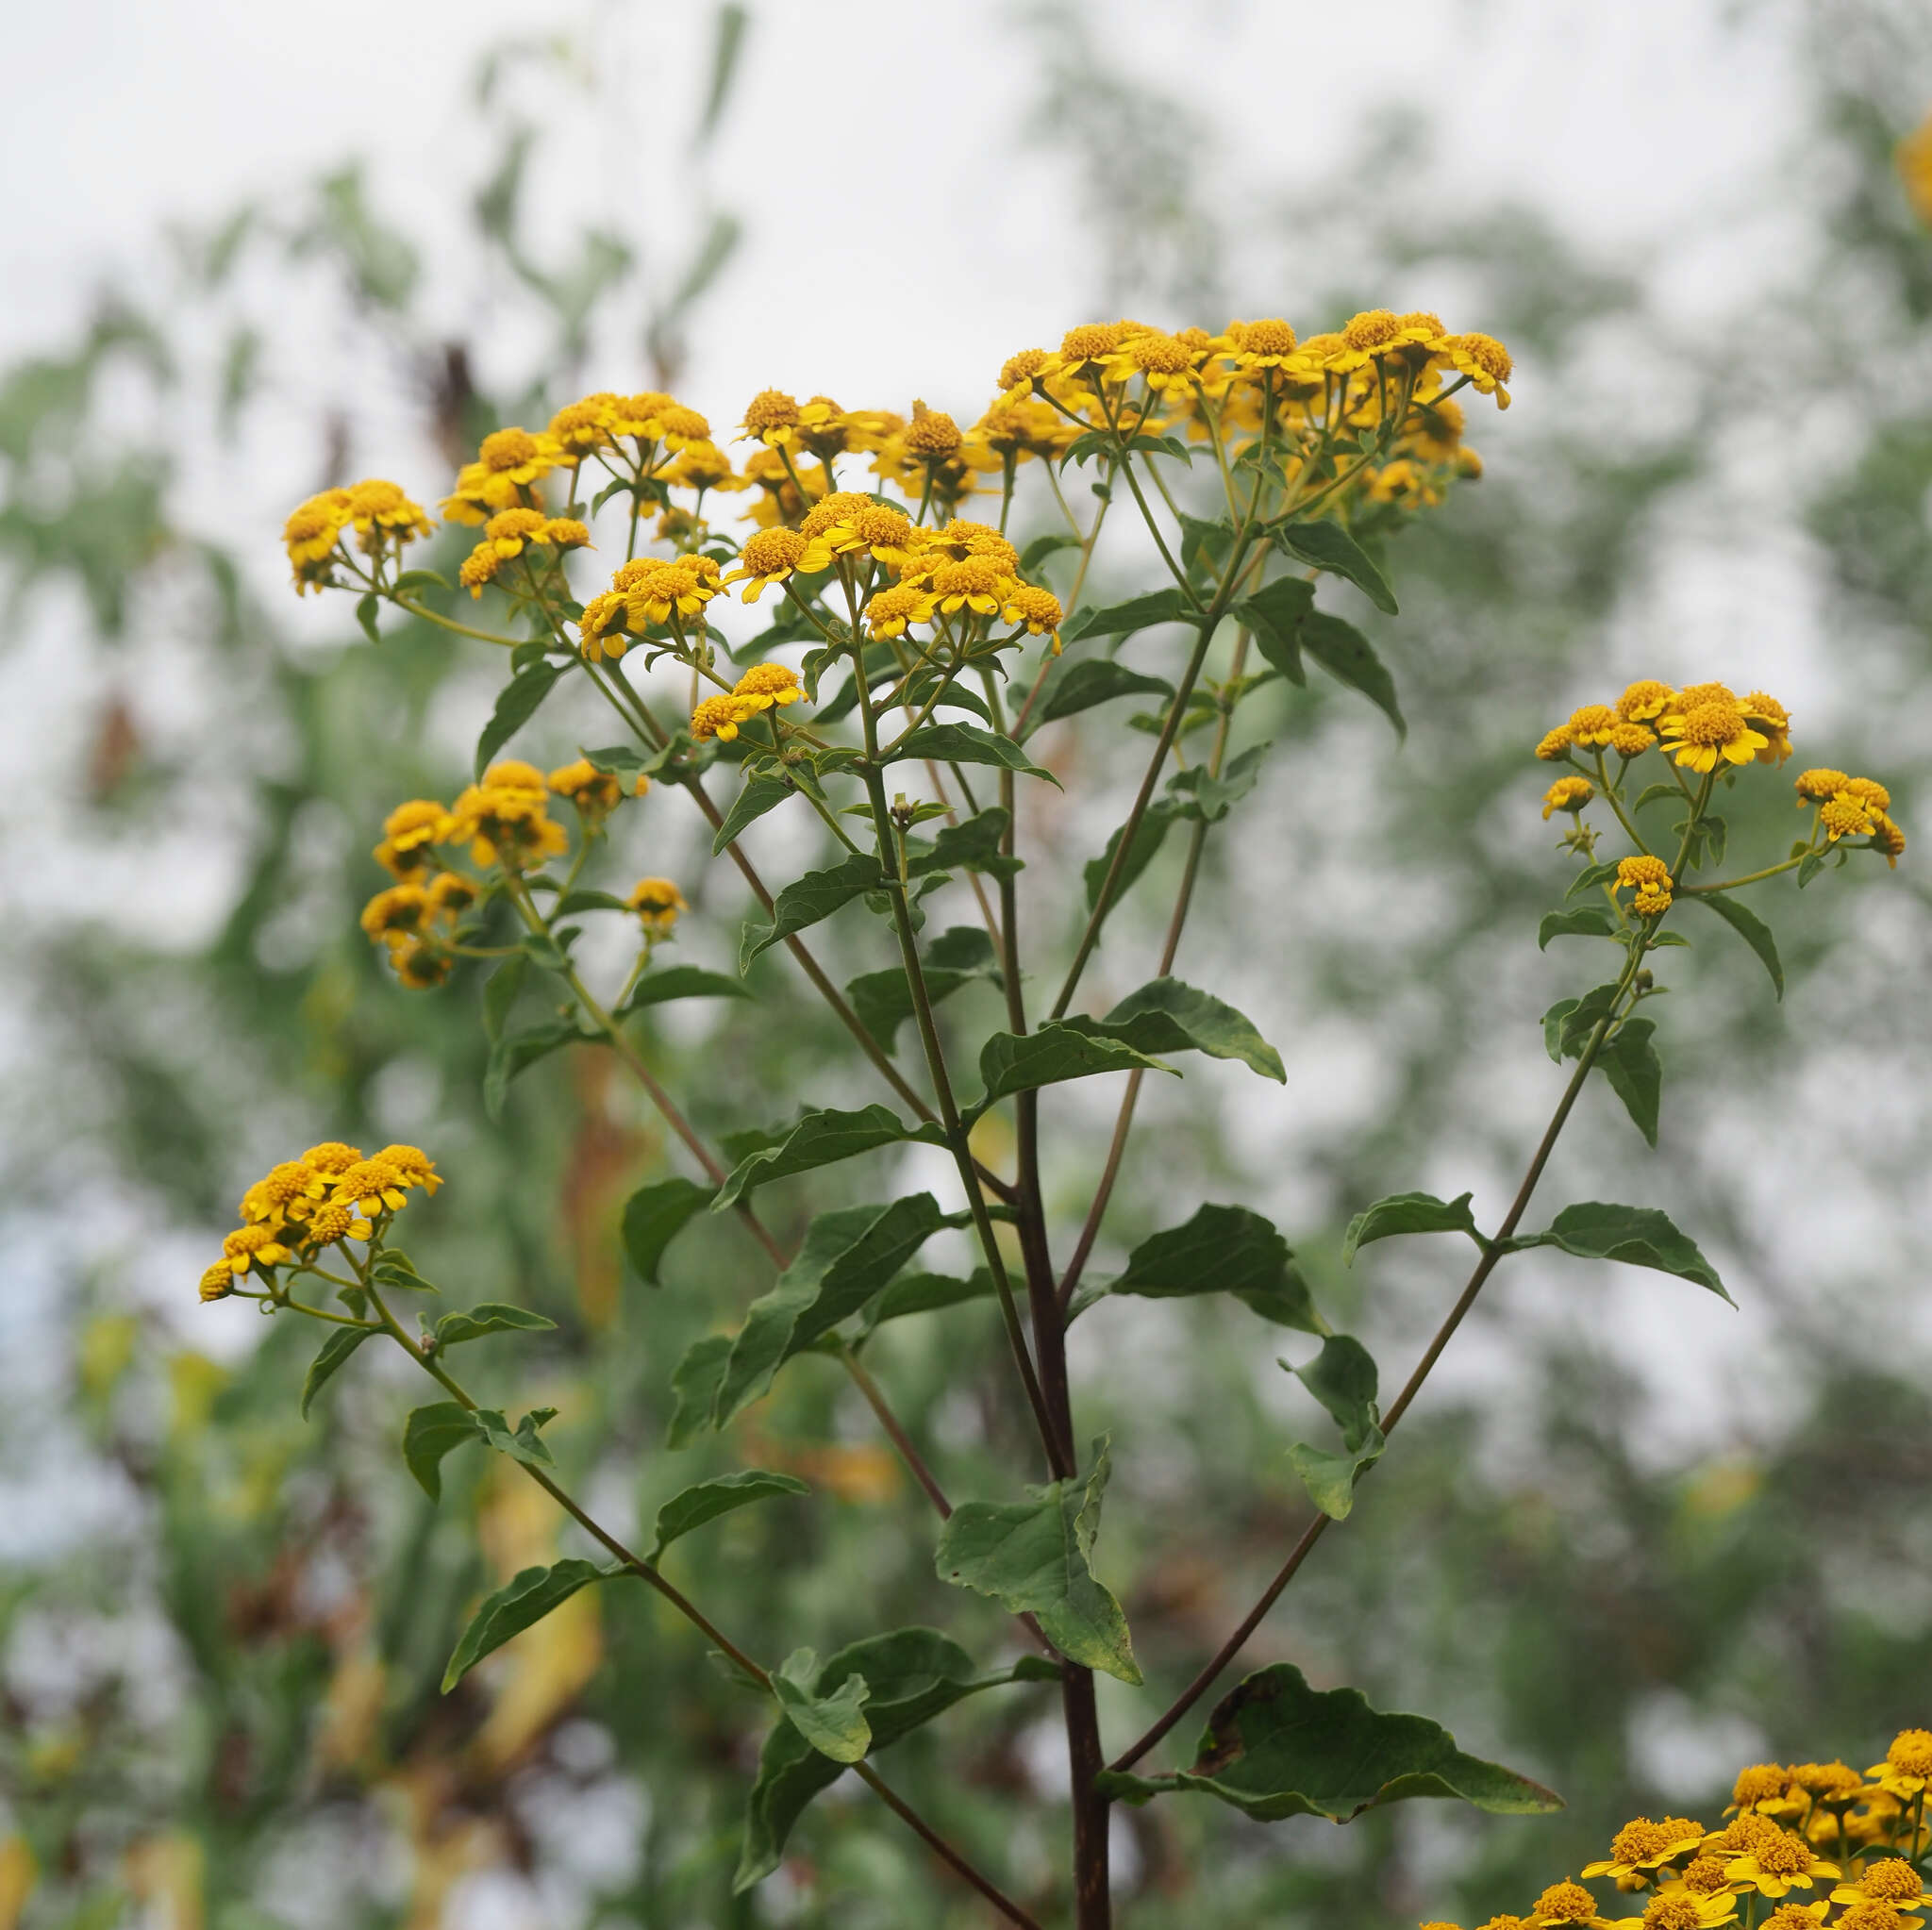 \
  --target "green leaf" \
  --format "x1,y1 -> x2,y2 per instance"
1099,977 -> 1286,1082
740,852 -> 885,969
1542,982 -> 1620,1063
1274,520 -> 1398,613
1684,891 -> 1783,1001
300,1326 -> 372,1419
434,1304 -> 557,1348
1566,860 -> 1622,900
711,1105 -> 943,1211
936,1439 -> 1141,1683
394,567 -> 451,595
714,1195 -> 947,1424
1082,799 -> 1178,920
890,722 -> 1061,787
974,1020 -> 1175,1106
1633,782 -> 1683,811
618,965 -> 757,1014
1064,587 -> 1193,644
1020,530 -> 1083,574
770,1648 -> 872,1763
857,1268 -> 995,1337
471,1406 -> 558,1469
483,1018 -> 583,1122
1341,1191 -> 1480,1266
846,929 -> 998,1054
649,1470 -> 810,1561
1510,1201 -> 1729,1303
1098,1664 -> 1561,1820
554,889 -> 632,915
403,1402 -> 482,1501
1538,906 -> 1619,948
622,1177 -> 714,1287
908,807 -> 1022,882
482,954 -> 529,1042
1297,611 -> 1404,738
1289,1334 -> 1380,1445
736,1628 -> 1043,1890
1598,1019 -> 1662,1148
1288,1428 -> 1386,1521
1797,851 -> 1824,888
474,662 -> 564,777
354,591 -> 381,644
1235,575 -> 1316,685
1022,657 -> 1174,738
370,1253 -> 436,1292
1168,740 -> 1273,824
666,1333 -> 732,1449
441,1558 -> 621,1692
1108,1205 -> 1324,1333
712,773 -> 796,854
